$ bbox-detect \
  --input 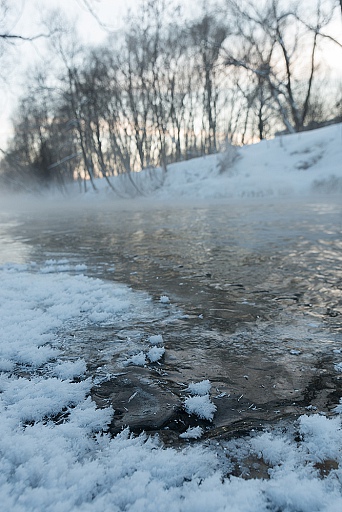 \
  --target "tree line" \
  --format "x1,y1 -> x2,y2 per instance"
1,0 -> 341,192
